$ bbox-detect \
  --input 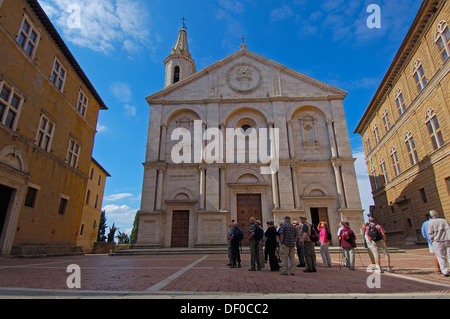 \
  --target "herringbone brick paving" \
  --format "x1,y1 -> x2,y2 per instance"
0,246 -> 448,297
